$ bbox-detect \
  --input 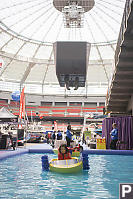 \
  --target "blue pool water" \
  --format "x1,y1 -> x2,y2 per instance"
0,153 -> 133,199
